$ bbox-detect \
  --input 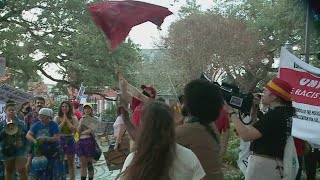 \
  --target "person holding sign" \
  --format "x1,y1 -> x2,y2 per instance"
0,100 -> 29,180
76,103 -> 98,180
54,101 -> 78,180
225,78 -> 296,180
